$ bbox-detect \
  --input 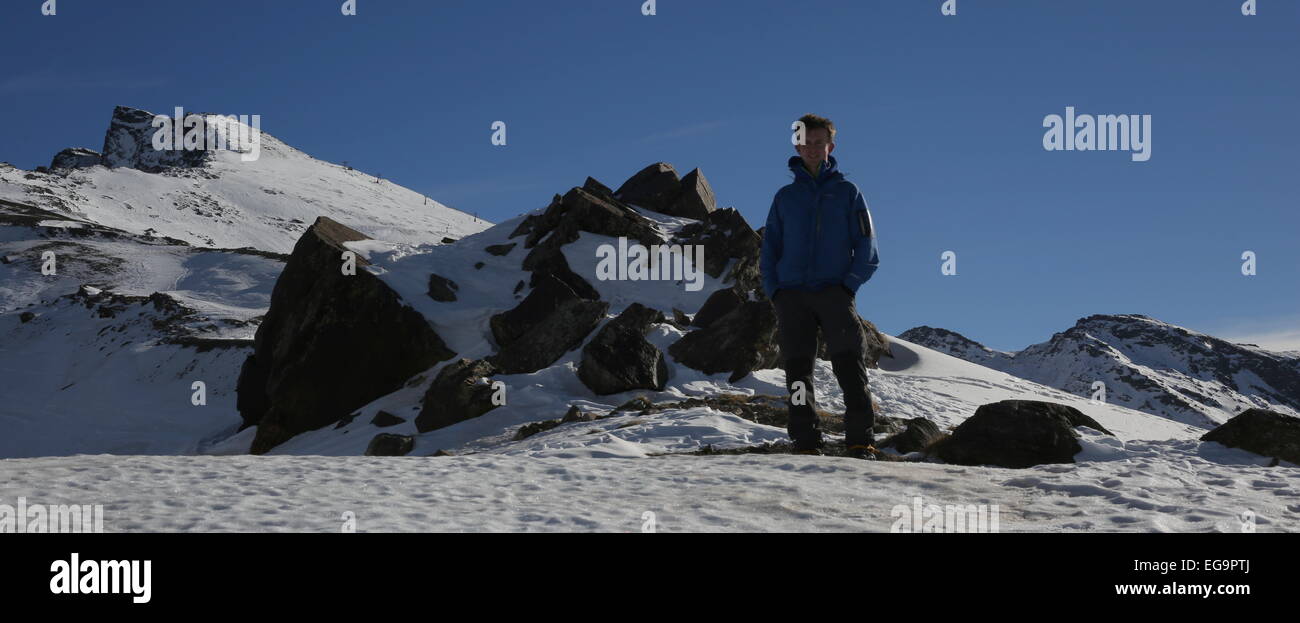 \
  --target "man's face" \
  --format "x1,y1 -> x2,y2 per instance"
796,127 -> 834,170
